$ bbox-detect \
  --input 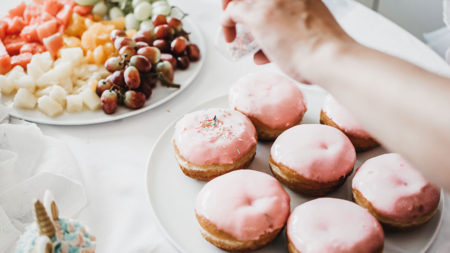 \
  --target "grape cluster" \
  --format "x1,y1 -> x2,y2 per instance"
99,16 -> 200,114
